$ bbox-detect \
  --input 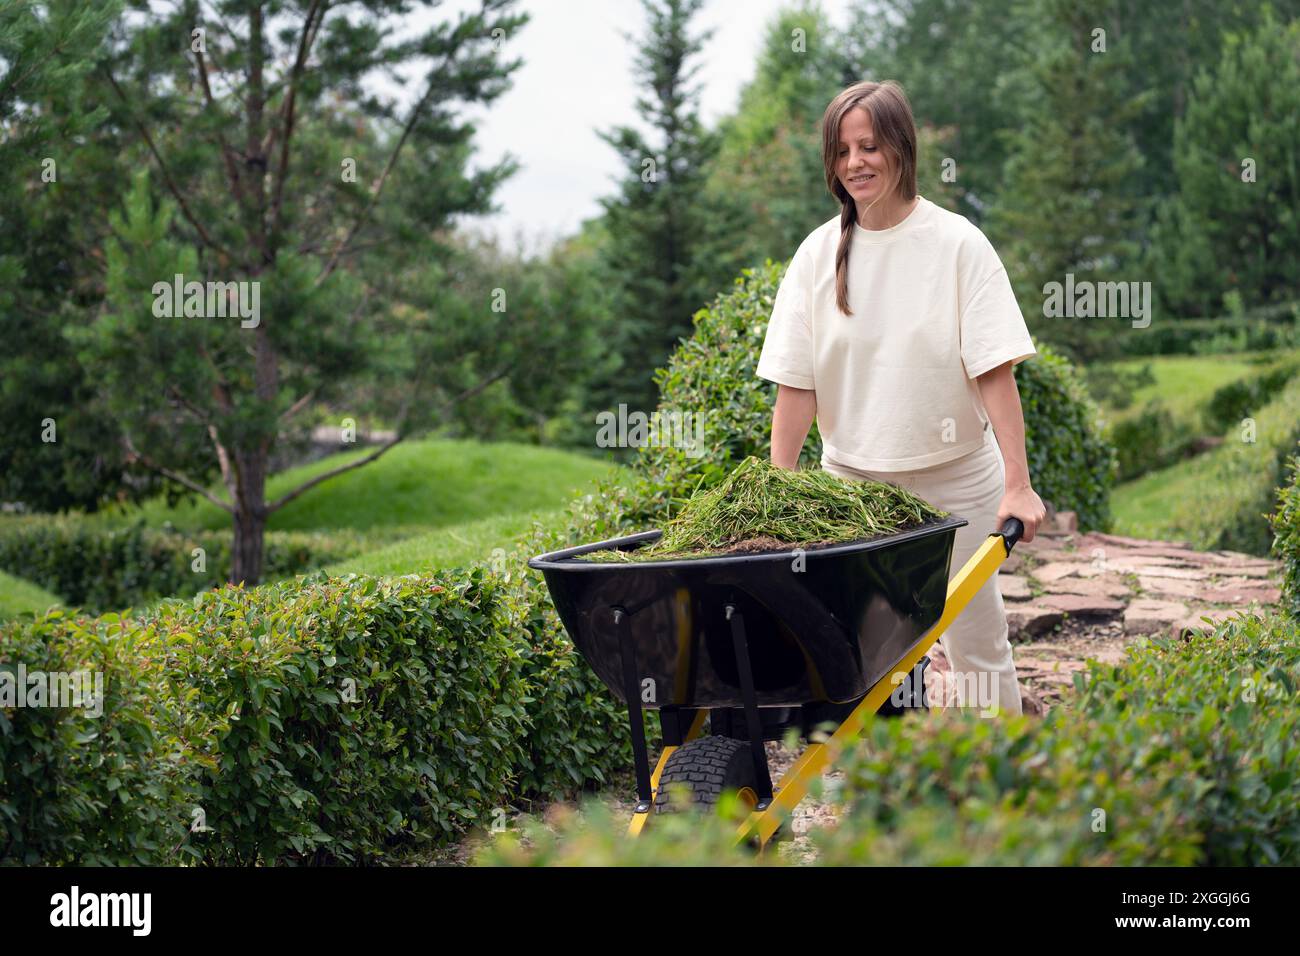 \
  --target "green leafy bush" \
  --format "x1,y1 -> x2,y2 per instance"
0,517 -> 363,615
1082,361 -> 1155,411
478,608 -> 1300,866
1,569 -> 532,864
1170,373 -> 1300,554
1205,357 -> 1300,434
1107,399 -> 1199,482
0,610 -> 202,865
1122,302 -> 1300,356
508,581 -> 633,800
1269,452 -> 1300,622
1013,341 -> 1116,531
